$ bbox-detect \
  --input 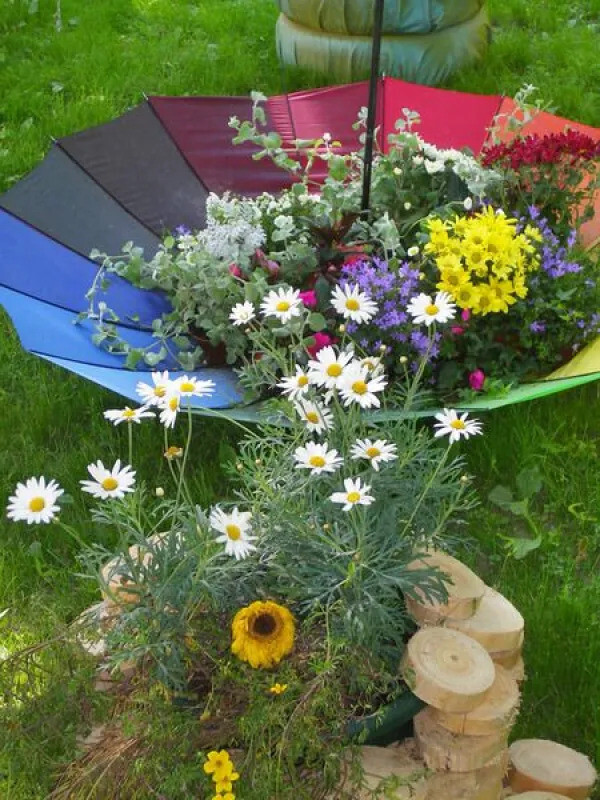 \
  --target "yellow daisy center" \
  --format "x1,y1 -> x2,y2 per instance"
345,298 -> 360,311
102,477 -> 119,491
351,380 -> 368,395
366,447 -> 380,458
297,375 -> 309,387
276,300 -> 290,312
226,524 -> 241,541
28,496 -> 46,512
347,491 -> 361,503
153,385 -> 166,397
179,381 -> 194,393
122,409 -> 136,418
425,304 -> 439,316
326,363 -> 342,377
450,419 -> 466,430
306,411 -> 320,424
169,397 -> 179,411
309,455 -> 326,468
